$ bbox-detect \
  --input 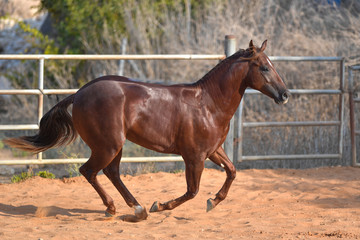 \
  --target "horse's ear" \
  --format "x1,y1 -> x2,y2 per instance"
249,40 -> 254,49
260,40 -> 267,52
